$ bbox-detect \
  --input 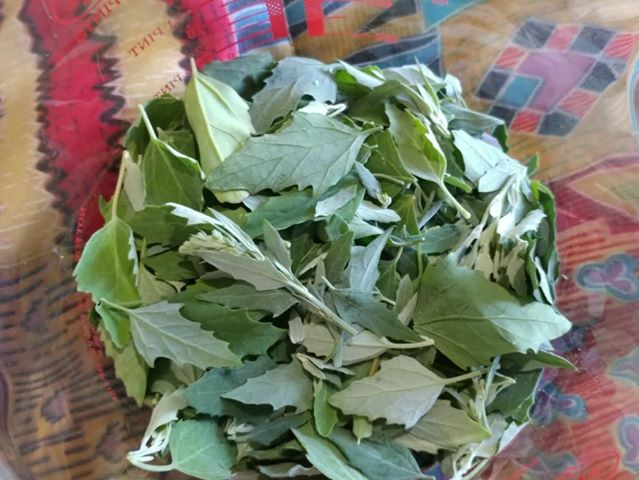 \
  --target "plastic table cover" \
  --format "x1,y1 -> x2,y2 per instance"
0,0 -> 638,479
